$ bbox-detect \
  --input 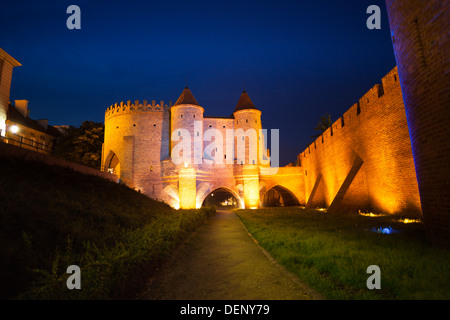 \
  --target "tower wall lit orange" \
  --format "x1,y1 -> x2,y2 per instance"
298,67 -> 422,215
